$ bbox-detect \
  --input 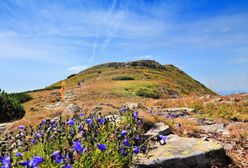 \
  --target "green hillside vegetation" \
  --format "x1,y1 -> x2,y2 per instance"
50,60 -> 216,98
